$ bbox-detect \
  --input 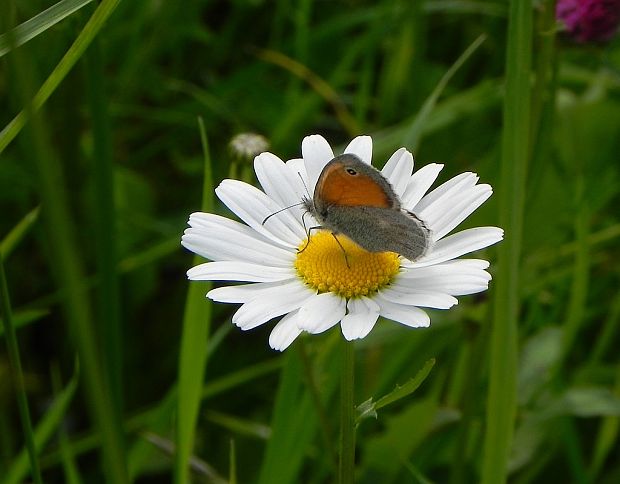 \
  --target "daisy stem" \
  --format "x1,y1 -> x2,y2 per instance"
338,338 -> 356,484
